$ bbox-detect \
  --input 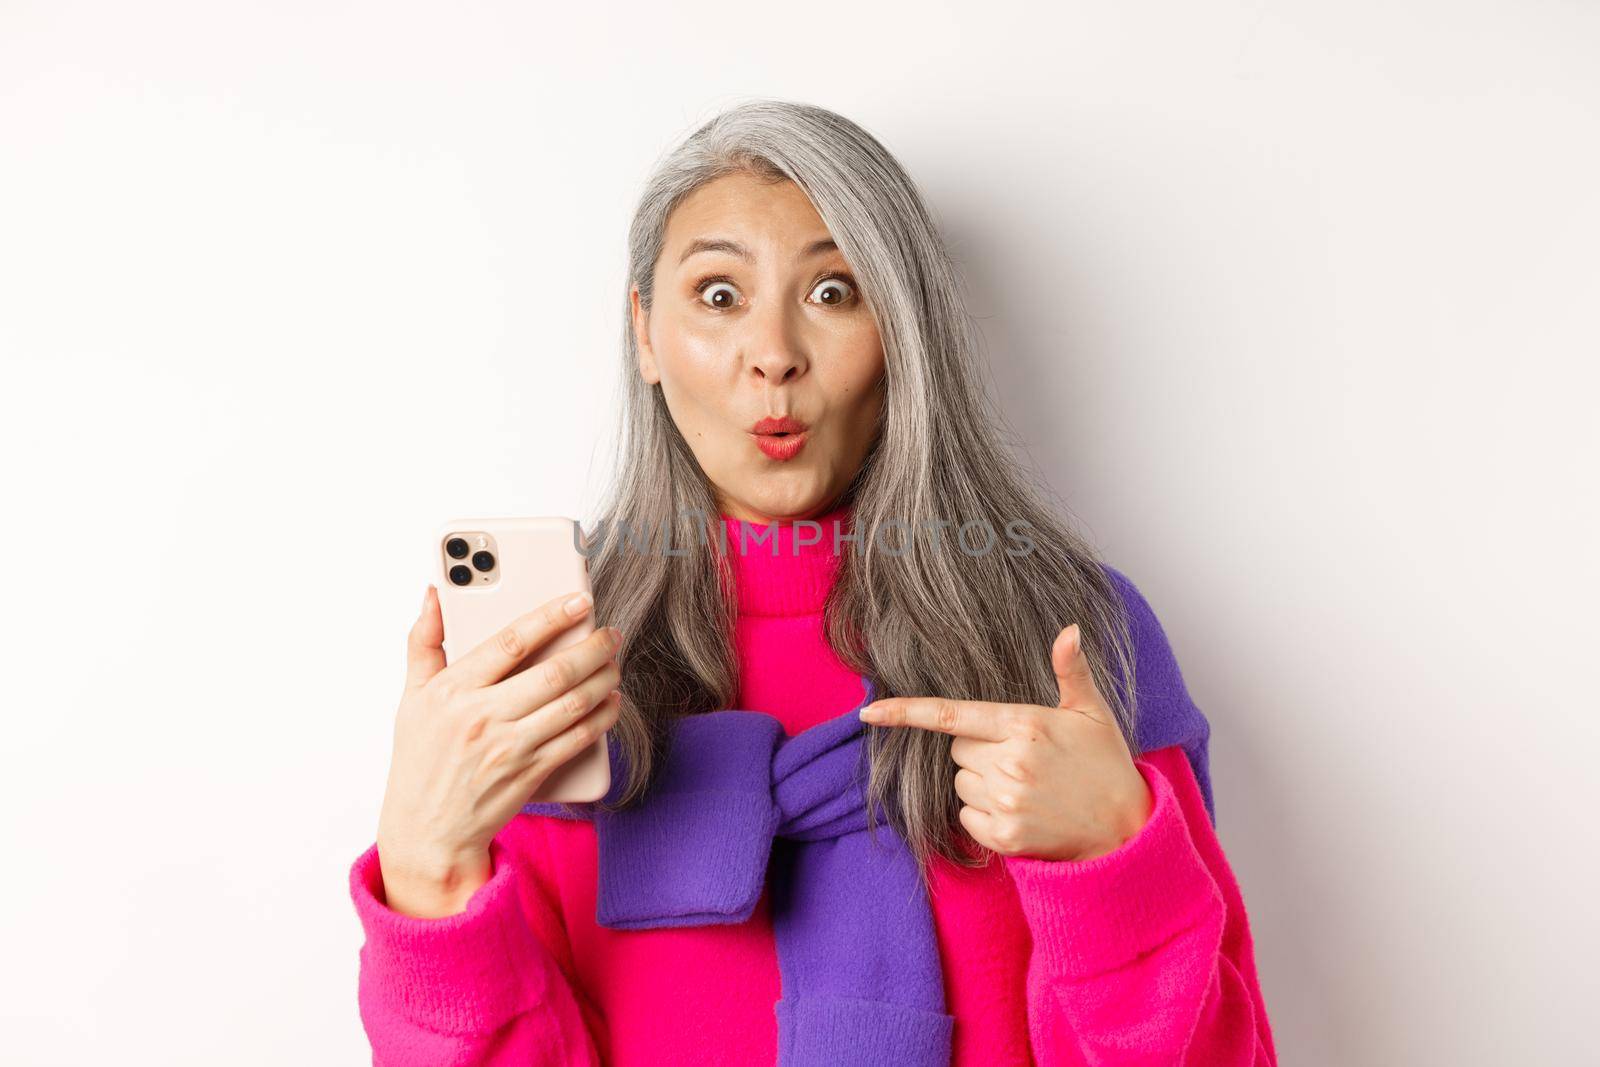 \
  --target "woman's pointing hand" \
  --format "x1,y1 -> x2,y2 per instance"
857,624 -> 1153,863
